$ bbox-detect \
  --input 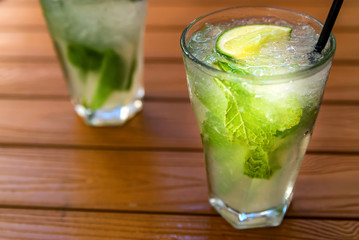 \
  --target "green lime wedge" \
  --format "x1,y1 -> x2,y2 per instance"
216,24 -> 292,60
